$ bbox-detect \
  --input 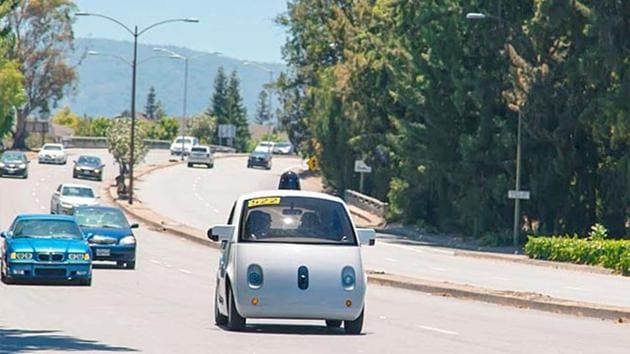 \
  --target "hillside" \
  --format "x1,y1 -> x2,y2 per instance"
60,38 -> 285,120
